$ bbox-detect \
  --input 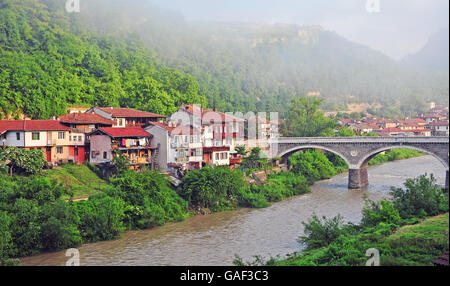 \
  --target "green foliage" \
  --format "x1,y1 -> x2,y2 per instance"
240,147 -> 267,170
289,150 -> 337,184
237,172 -> 310,208
74,0 -> 449,117
335,126 -> 356,137
369,148 -> 425,166
0,0 -> 206,119
298,214 -> 347,249
180,166 -> 245,212
108,170 -> 187,228
271,174 -> 449,266
0,147 -> 45,175
360,198 -> 402,228
0,211 -> 19,266
111,151 -> 130,175
75,193 -> 126,242
390,174 -> 449,219
235,145 -> 248,156
281,97 -> 338,137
